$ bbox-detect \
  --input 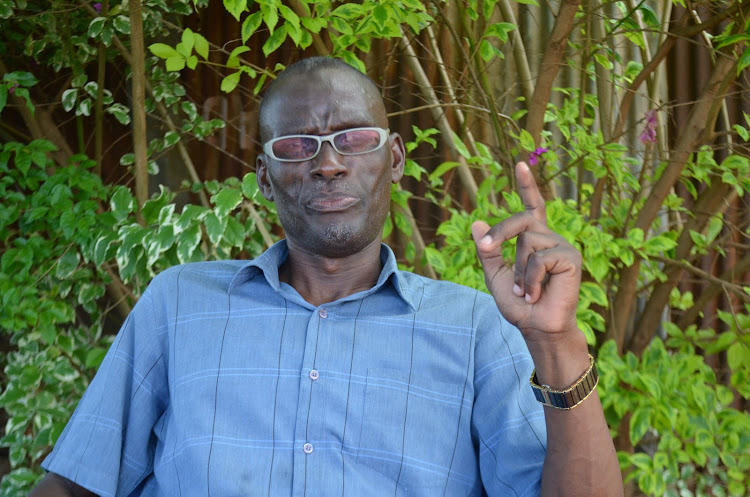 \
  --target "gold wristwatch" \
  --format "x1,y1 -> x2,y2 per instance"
529,354 -> 598,410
